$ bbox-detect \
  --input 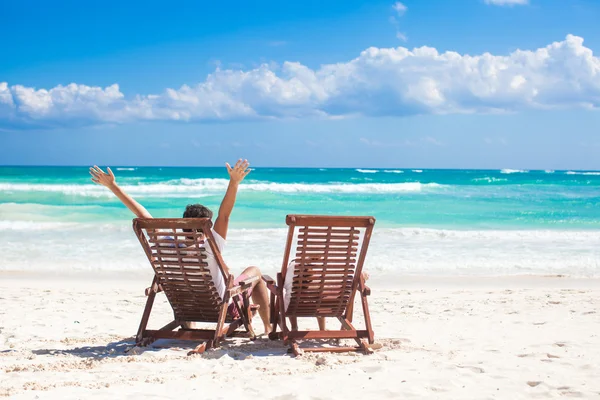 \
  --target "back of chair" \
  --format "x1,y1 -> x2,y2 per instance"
133,218 -> 231,323
282,215 -> 375,317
